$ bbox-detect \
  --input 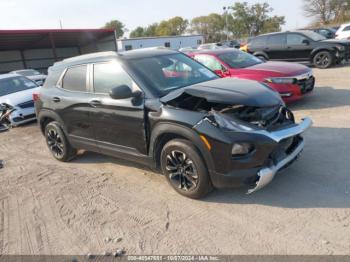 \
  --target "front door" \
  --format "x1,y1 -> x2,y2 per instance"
285,33 -> 313,60
89,61 -> 148,155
